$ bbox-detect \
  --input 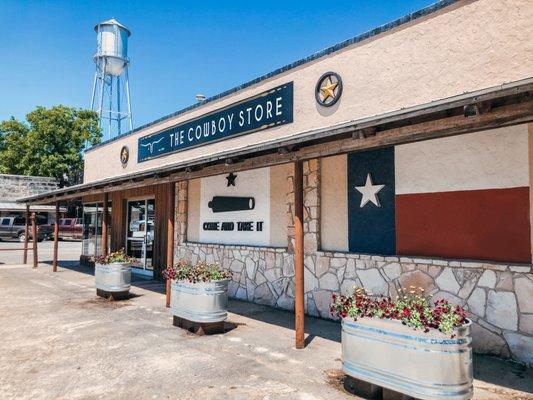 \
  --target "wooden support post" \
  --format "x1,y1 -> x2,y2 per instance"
166,279 -> 171,308
23,205 -> 29,264
166,182 -> 175,308
294,161 -> 305,349
31,212 -> 38,269
102,193 -> 109,256
52,202 -> 59,272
